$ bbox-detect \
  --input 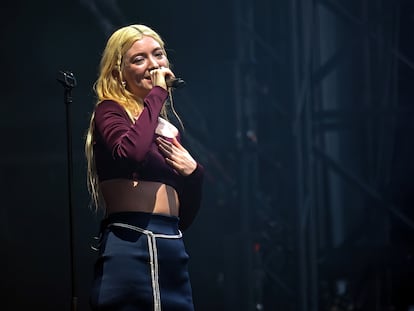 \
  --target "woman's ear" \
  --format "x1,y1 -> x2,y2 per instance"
111,69 -> 119,80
